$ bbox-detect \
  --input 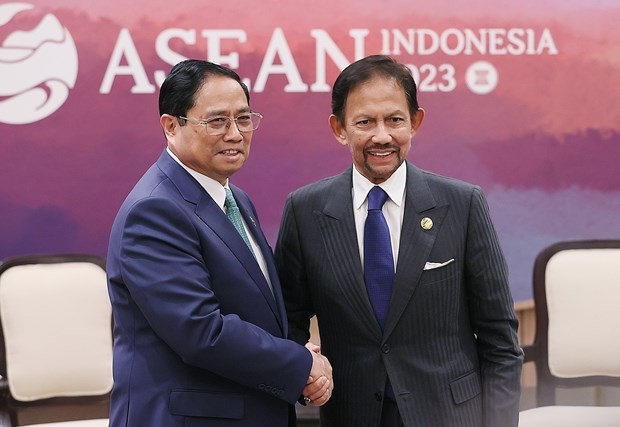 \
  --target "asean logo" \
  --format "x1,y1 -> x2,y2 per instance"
0,3 -> 78,124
